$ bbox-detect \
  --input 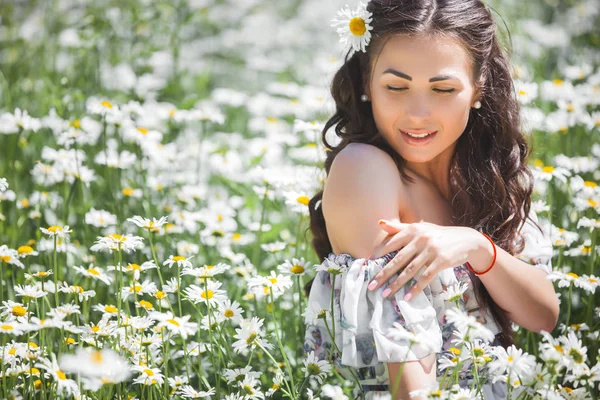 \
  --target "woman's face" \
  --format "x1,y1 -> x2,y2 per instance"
365,34 -> 480,169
